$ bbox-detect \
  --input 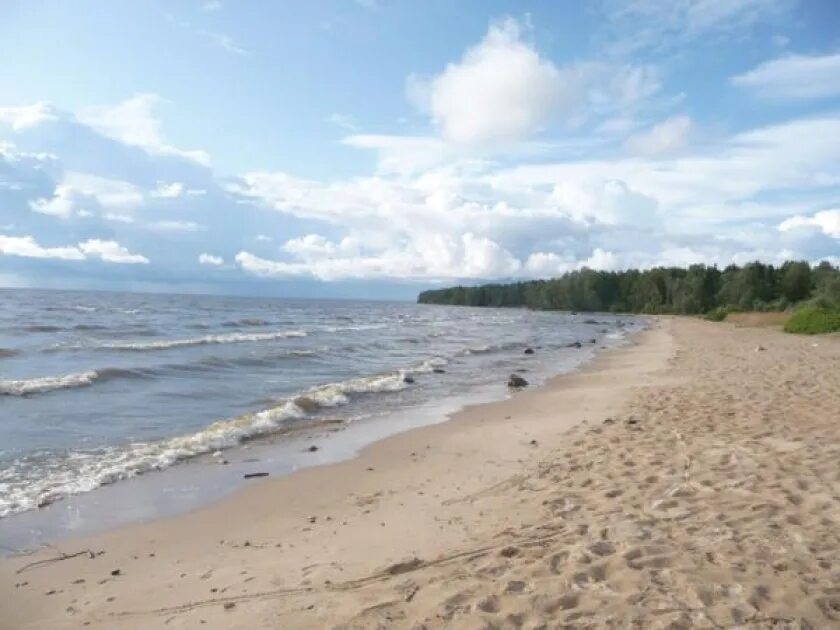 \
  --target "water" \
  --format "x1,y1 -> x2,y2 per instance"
0,288 -> 641,531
